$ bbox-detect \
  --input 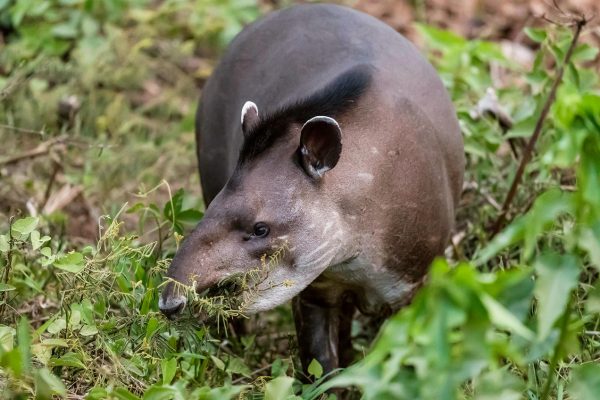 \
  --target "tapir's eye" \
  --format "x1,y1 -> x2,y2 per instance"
252,222 -> 270,238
